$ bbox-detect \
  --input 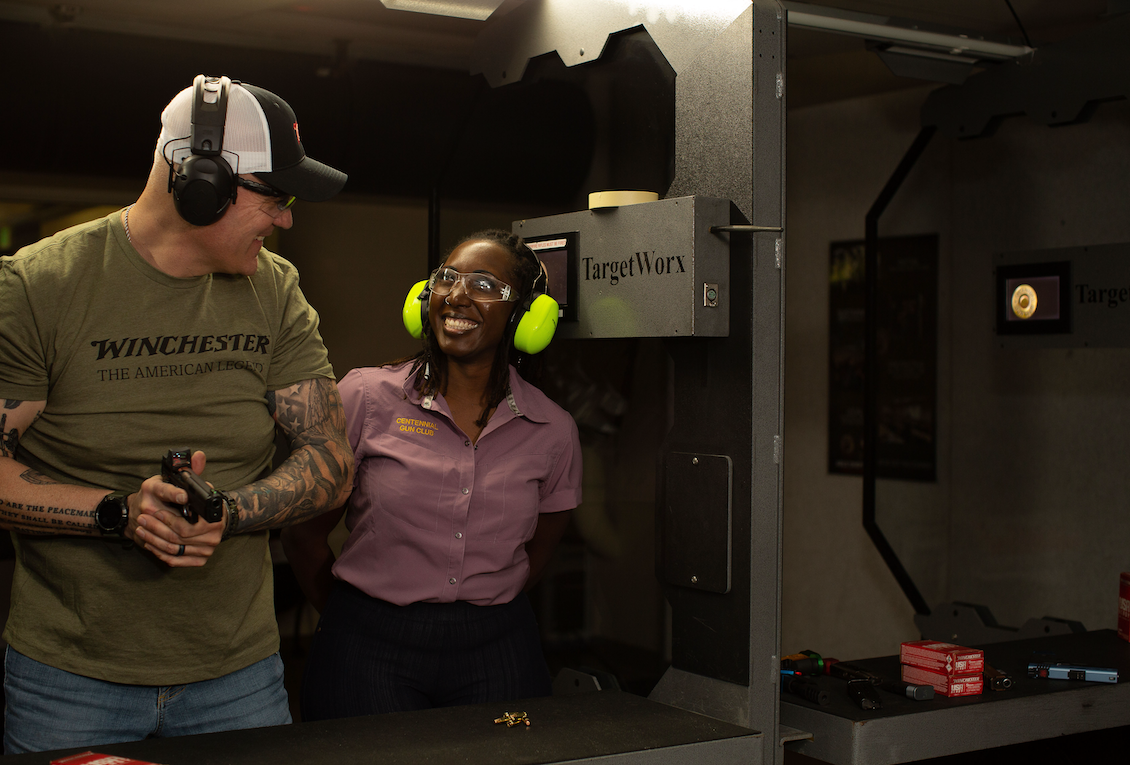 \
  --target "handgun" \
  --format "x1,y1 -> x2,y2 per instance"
827,662 -> 883,710
828,661 -> 881,684
830,661 -> 934,701
161,449 -> 225,523
845,678 -> 883,710
985,664 -> 1014,691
